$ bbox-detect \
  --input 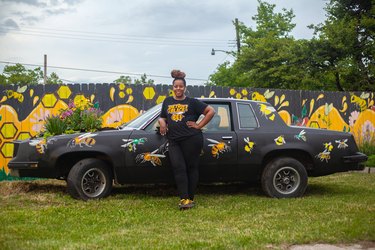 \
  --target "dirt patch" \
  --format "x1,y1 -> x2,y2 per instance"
290,241 -> 375,250
0,180 -> 66,197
